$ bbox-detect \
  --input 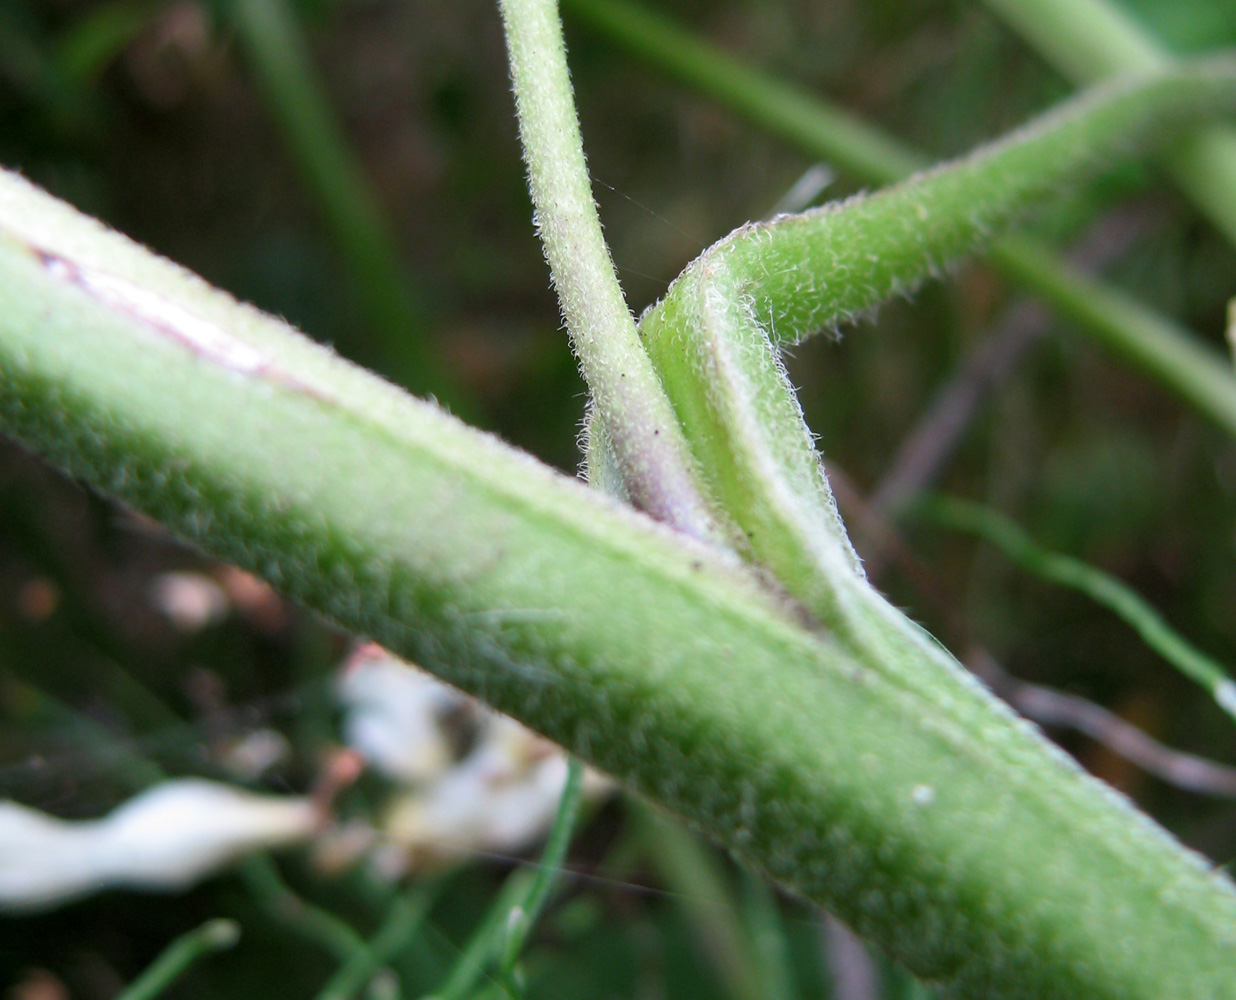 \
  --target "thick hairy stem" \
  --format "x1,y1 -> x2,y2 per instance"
500,0 -> 721,543
618,60 -> 1236,778
3,170 -> 1236,997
